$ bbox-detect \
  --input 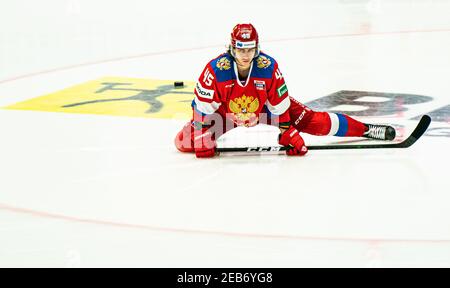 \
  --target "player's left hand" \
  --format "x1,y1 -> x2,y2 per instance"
278,126 -> 308,156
